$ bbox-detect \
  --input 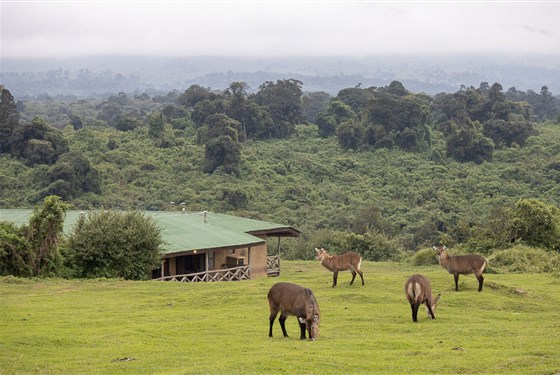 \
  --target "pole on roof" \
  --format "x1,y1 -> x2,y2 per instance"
161,259 -> 165,280
277,237 -> 281,255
